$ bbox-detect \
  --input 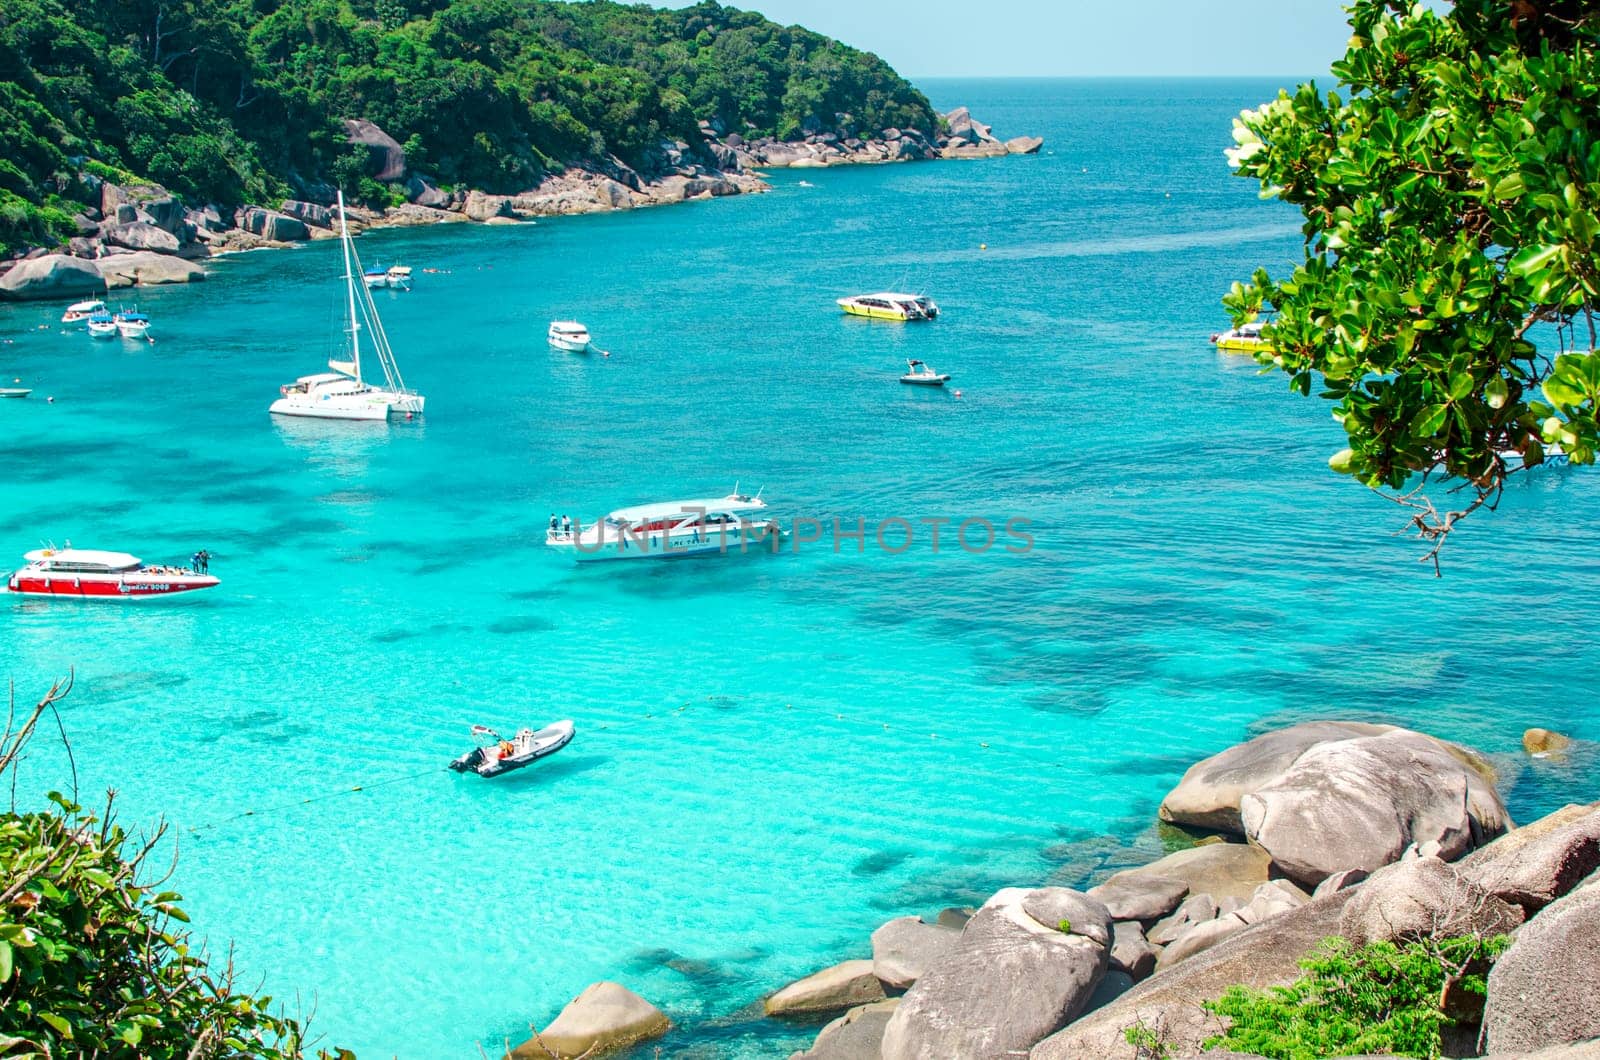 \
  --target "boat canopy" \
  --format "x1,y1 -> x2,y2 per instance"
119,312 -> 150,323
66,299 -> 105,313
550,321 -> 589,334
606,494 -> 768,525
23,548 -> 141,572
387,266 -> 412,276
